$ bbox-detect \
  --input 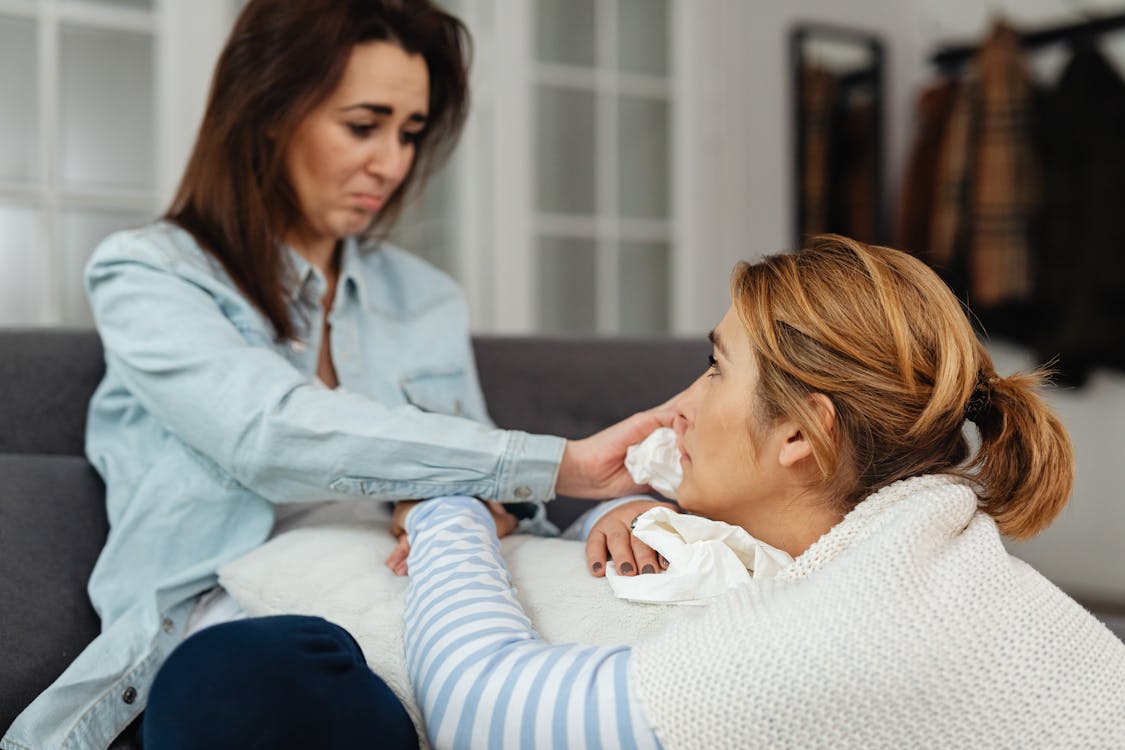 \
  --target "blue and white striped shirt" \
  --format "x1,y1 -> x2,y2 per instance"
404,496 -> 663,750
